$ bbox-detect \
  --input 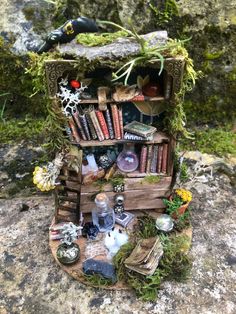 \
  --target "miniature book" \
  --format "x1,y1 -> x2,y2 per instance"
111,104 -> 121,139
161,143 -> 168,173
68,117 -> 80,143
118,105 -> 124,138
96,110 -> 110,139
150,145 -> 158,173
146,145 -> 153,173
79,113 -> 91,140
157,144 -> 163,173
104,108 -> 114,139
139,145 -> 148,173
124,121 -> 156,138
115,212 -> 135,227
73,112 -> 87,140
124,237 -> 163,276
124,132 -> 153,141
85,113 -> 97,140
89,110 -> 104,141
